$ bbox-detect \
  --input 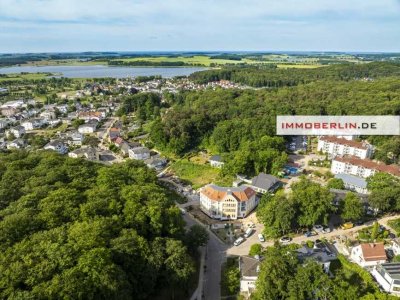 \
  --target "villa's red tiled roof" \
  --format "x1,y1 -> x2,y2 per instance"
201,185 -> 255,202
